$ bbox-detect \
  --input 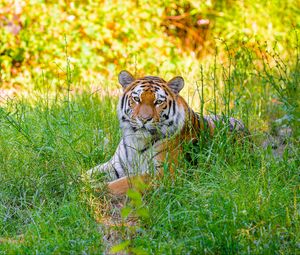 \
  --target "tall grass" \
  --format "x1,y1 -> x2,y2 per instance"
0,38 -> 299,254
0,93 -> 120,253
